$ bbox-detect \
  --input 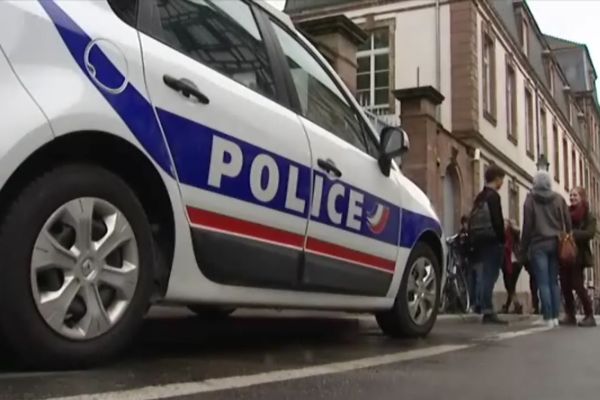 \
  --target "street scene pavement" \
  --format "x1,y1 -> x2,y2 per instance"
1,308 -> 599,400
